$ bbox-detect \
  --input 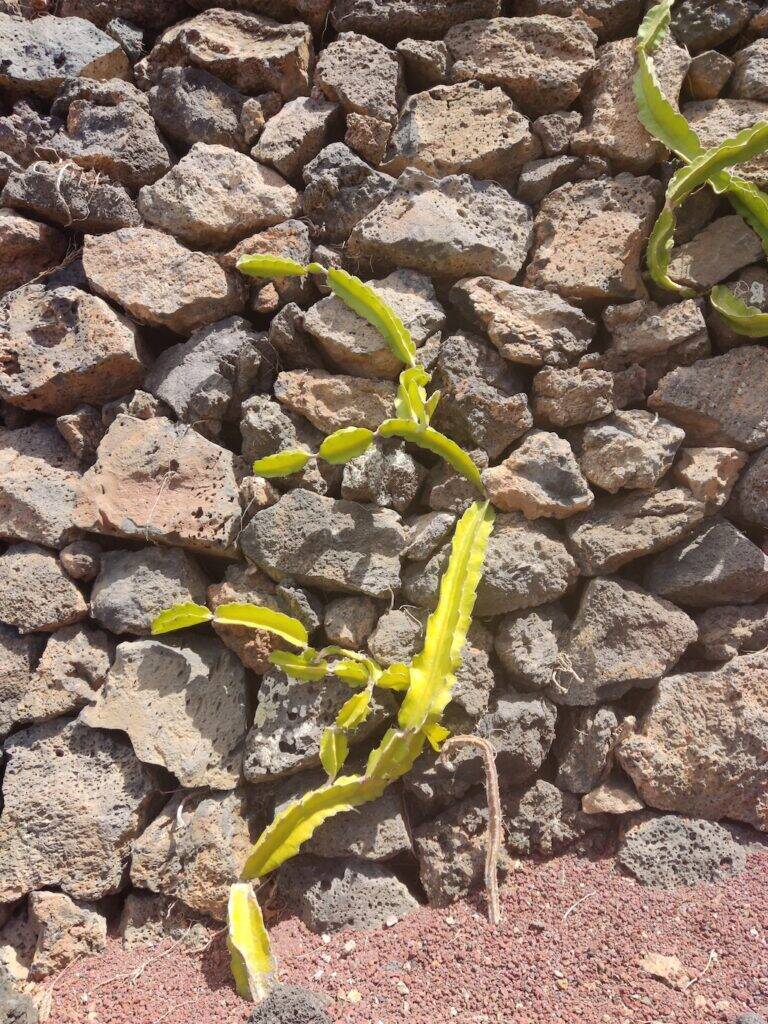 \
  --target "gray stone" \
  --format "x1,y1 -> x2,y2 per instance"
76,415 -> 241,557
564,486 -> 707,576
710,264 -> 768,350
0,13 -> 129,98
684,99 -> 768,188
445,15 -> 597,117
0,974 -> 37,1024
383,81 -> 540,181
555,706 -> 619,794
515,0 -> 643,41
278,856 -> 418,932
732,38 -> 768,100
495,603 -> 569,691
302,143 -> 395,244
138,143 -> 301,248
135,9 -> 313,99
303,268 -> 445,379
668,216 -> 763,291
551,577 -> 697,705
6,624 -> 113,733
404,511 -> 456,561
577,410 -> 684,494
314,32 -> 403,125
332,0 -> 500,42
244,666 -> 392,781
253,97 -> 341,181
0,100 -> 62,176
617,651 -> 768,830
83,228 -> 244,336
0,284 -> 147,416
0,544 -> 87,634
673,447 -> 747,510
149,67 -> 247,151
433,331 -> 532,459
367,606 -> 425,666
341,441 -> 426,513
524,176 -> 662,303
504,779 -> 608,854
131,789 -> 264,921
618,815 -> 747,887
90,547 -> 209,636
53,91 -> 173,193
449,277 -> 595,369
59,0 -> 188,29
1,160 -> 140,233
0,718 -> 157,903
145,316 -> 265,440
396,38 -> 451,91
687,50 -> 734,100
0,627 -> 45,741
118,893 -> 211,952
671,0 -> 758,53
533,367 -> 615,428
0,210 -> 67,298
644,517 -> 768,608
728,448 -> 768,528
572,36 -> 689,173
424,452 -> 489,514
532,110 -> 582,155
222,220 -> 314,317
106,18 -> 144,62
51,78 -> 150,117
347,168 -> 533,282
323,596 -> 377,650
275,769 -> 410,860
694,603 -> 768,662
246,986 -> 331,1024
603,299 -> 709,369
81,636 -> 248,789
483,429 -> 593,519
0,422 -> 82,548
517,154 -> 582,204
274,369 -> 396,434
